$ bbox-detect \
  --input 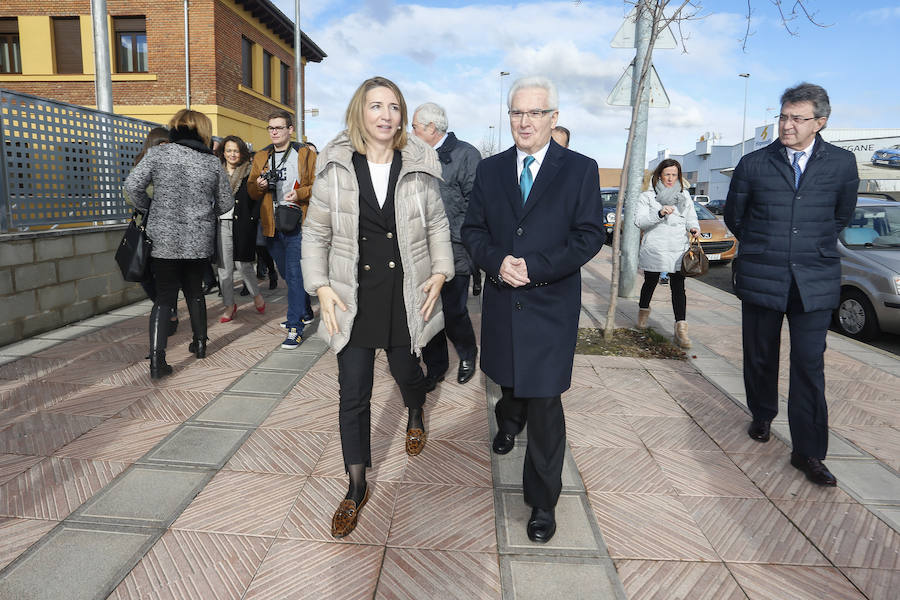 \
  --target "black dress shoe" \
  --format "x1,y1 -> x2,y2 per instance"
790,453 -> 837,486
424,374 -> 444,393
527,507 -> 556,543
457,350 -> 477,384
472,278 -> 482,296
747,419 -> 772,442
492,430 -> 515,455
